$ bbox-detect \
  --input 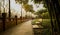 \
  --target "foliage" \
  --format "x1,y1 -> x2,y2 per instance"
42,19 -> 51,28
32,19 -> 52,35
34,10 -> 48,18
42,19 -> 52,35
41,12 -> 50,19
33,0 -> 47,8
23,4 -> 34,12
33,0 -> 42,4
15,0 -> 28,4
32,19 -> 40,25
35,9 -> 47,14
